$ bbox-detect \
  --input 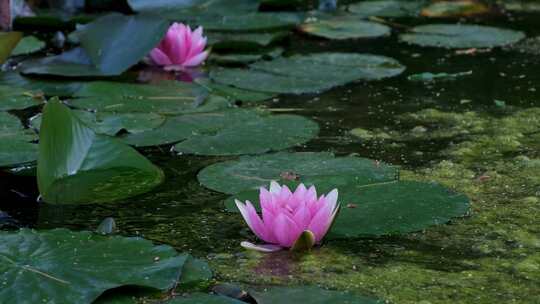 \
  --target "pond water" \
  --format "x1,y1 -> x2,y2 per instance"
1,2 -> 540,304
